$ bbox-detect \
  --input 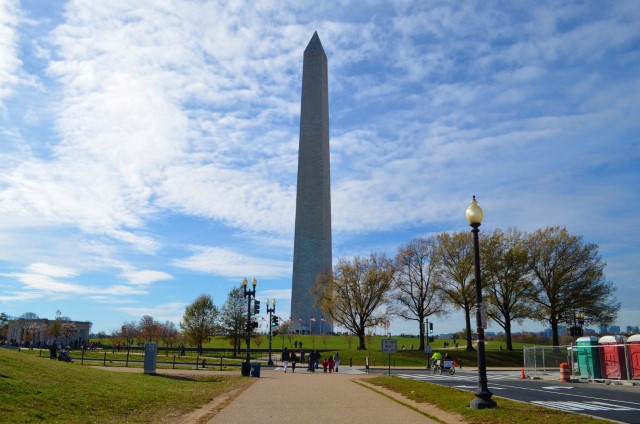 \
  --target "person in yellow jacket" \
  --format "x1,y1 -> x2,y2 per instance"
430,351 -> 442,367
